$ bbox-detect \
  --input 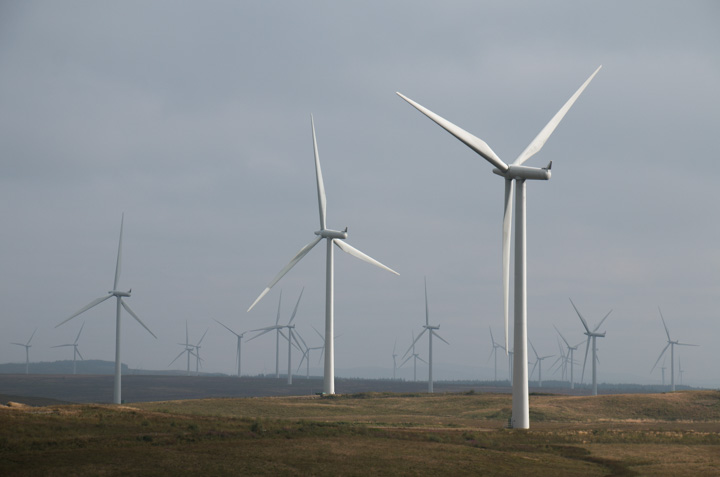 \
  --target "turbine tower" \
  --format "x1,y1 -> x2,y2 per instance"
651,307 -> 698,392
214,319 -> 246,377
11,328 -> 36,375
404,278 -> 449,393
398,66 -> 601,428
57,214 -> 156,404
570,298 -> 610,396
52,322 -> 85,374
529,341 -> 553,388
247,116 -> 399,395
